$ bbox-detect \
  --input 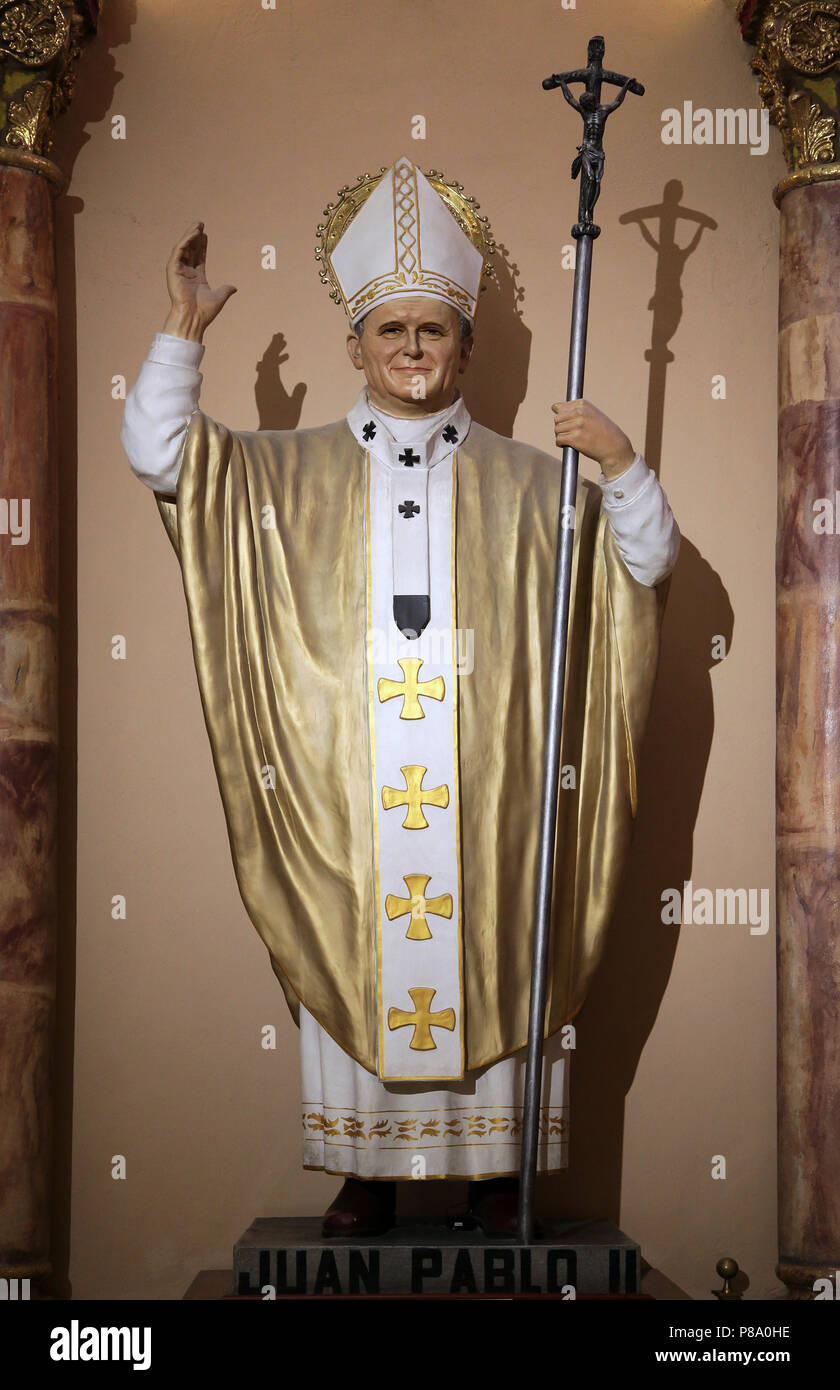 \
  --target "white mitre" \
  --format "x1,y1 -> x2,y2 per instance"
327,154 -> 484,325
